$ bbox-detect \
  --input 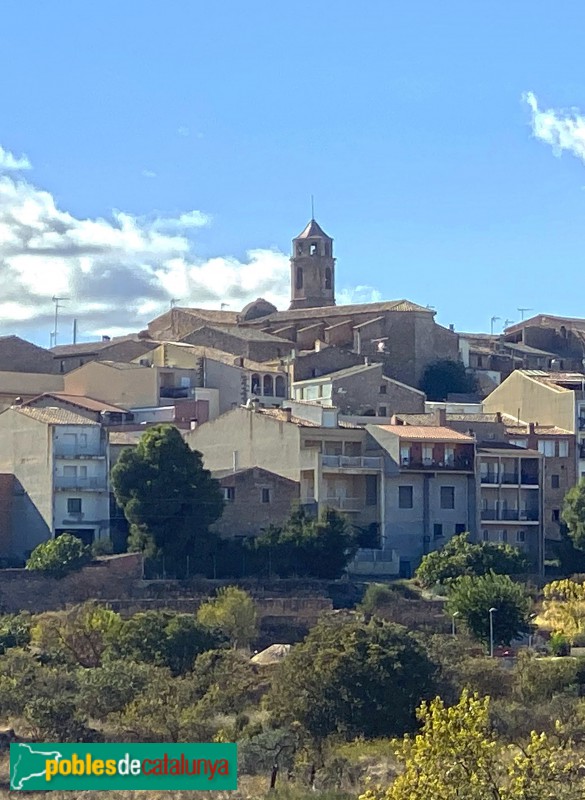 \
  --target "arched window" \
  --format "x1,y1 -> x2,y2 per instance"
296,267 -> 303,290
325,267 -> 332,289
251,373 -> 261,394
309,243 -> 318,256
275,375 -> 286,397
263,374 -> 274,396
